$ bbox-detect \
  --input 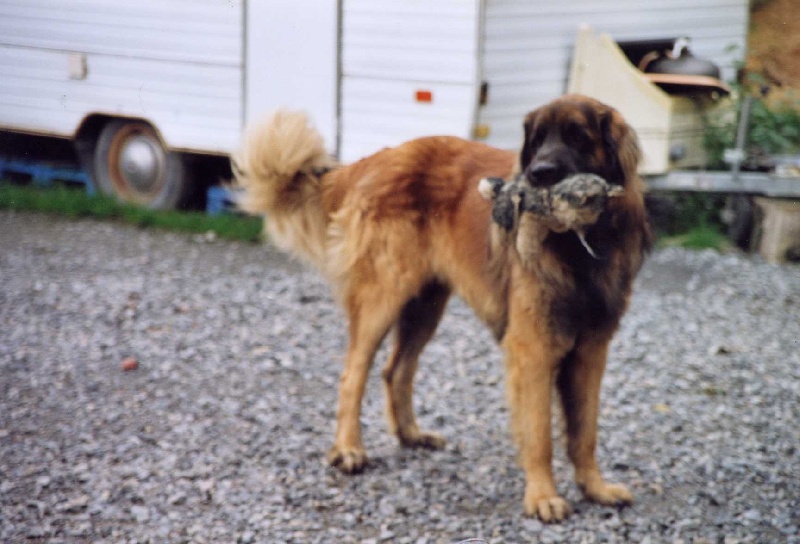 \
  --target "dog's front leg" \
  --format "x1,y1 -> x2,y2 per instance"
503,278 -> 574,522
556,335 -> 633,507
